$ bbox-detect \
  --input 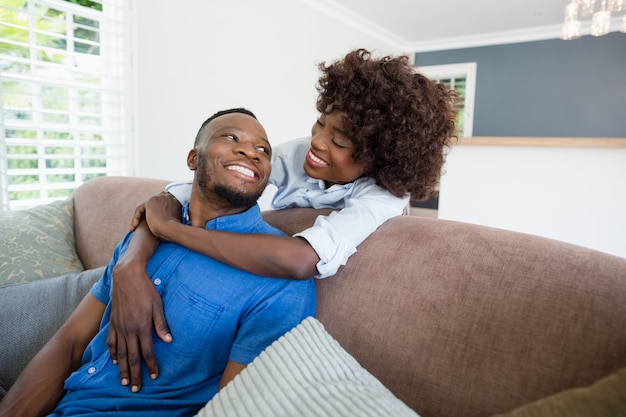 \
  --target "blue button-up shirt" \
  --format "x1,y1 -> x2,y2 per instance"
50,204 -> 316,417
